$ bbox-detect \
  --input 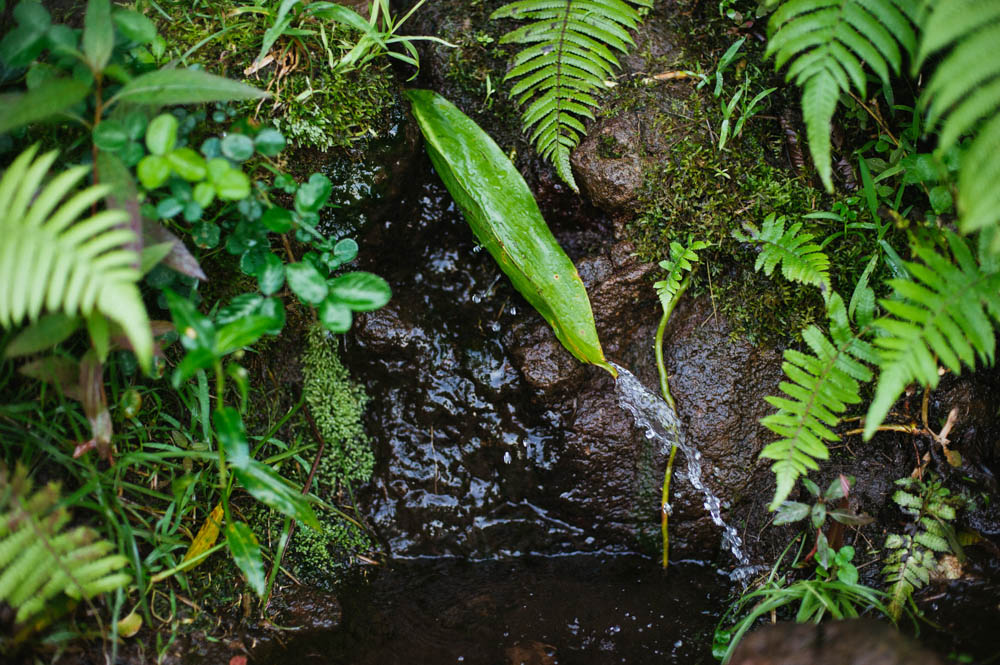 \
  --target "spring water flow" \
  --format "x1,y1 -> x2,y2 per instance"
611,362 -> 754,575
